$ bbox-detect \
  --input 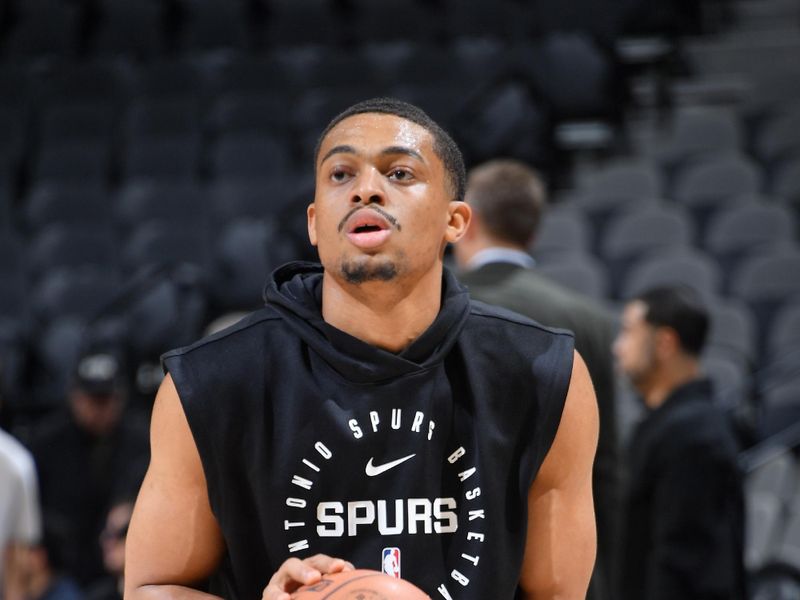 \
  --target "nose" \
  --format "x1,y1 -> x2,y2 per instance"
611,335 -> 623,359
351,166 -> 385,205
